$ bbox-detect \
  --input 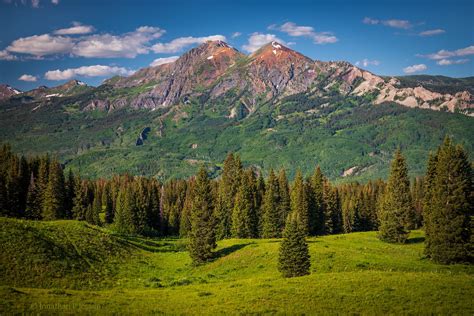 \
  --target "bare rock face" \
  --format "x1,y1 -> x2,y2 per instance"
0,84 -> 21,101
100,40 -> 473,116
